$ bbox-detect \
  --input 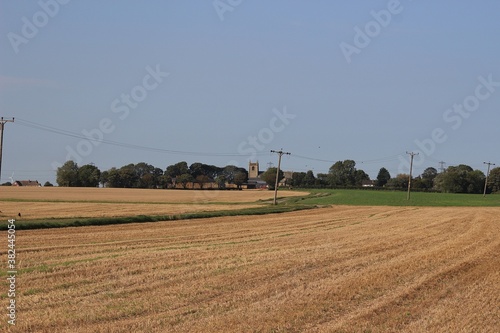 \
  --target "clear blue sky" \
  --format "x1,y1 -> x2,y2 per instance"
1,0 -> 499,185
